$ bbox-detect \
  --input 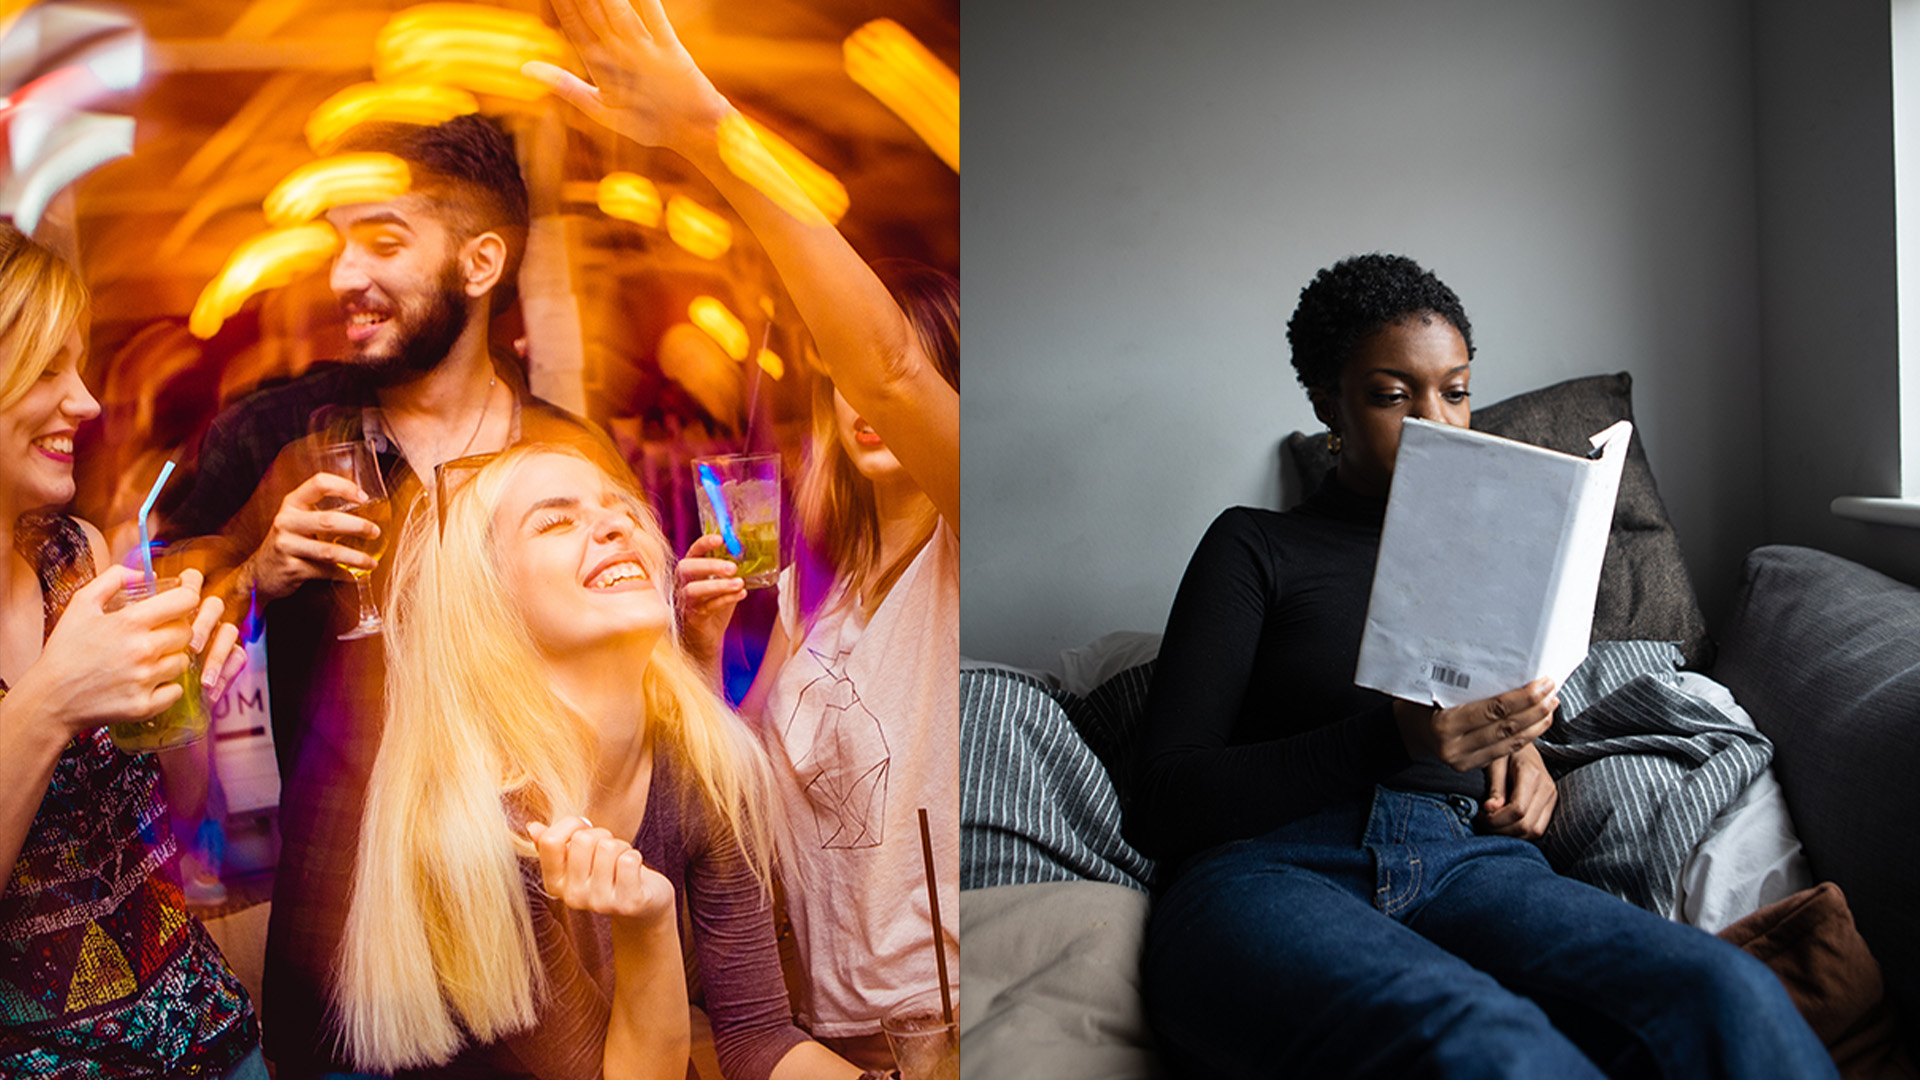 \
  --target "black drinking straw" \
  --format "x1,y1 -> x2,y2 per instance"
917,807 -> 954,1025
